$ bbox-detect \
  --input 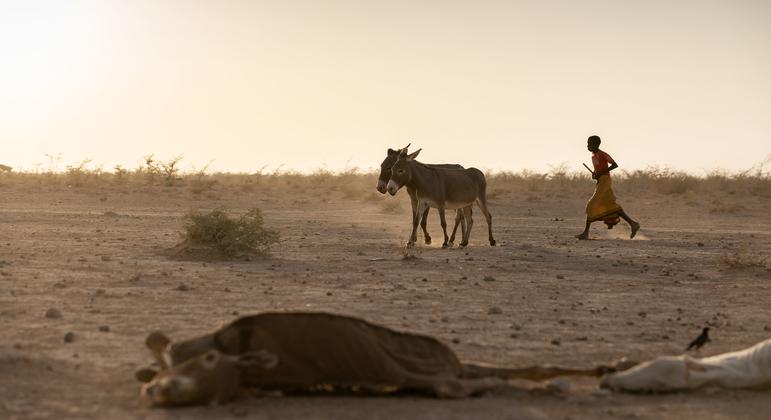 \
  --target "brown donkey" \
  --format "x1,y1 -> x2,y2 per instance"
386,149 -> 495,247
377,145 -> 469,245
